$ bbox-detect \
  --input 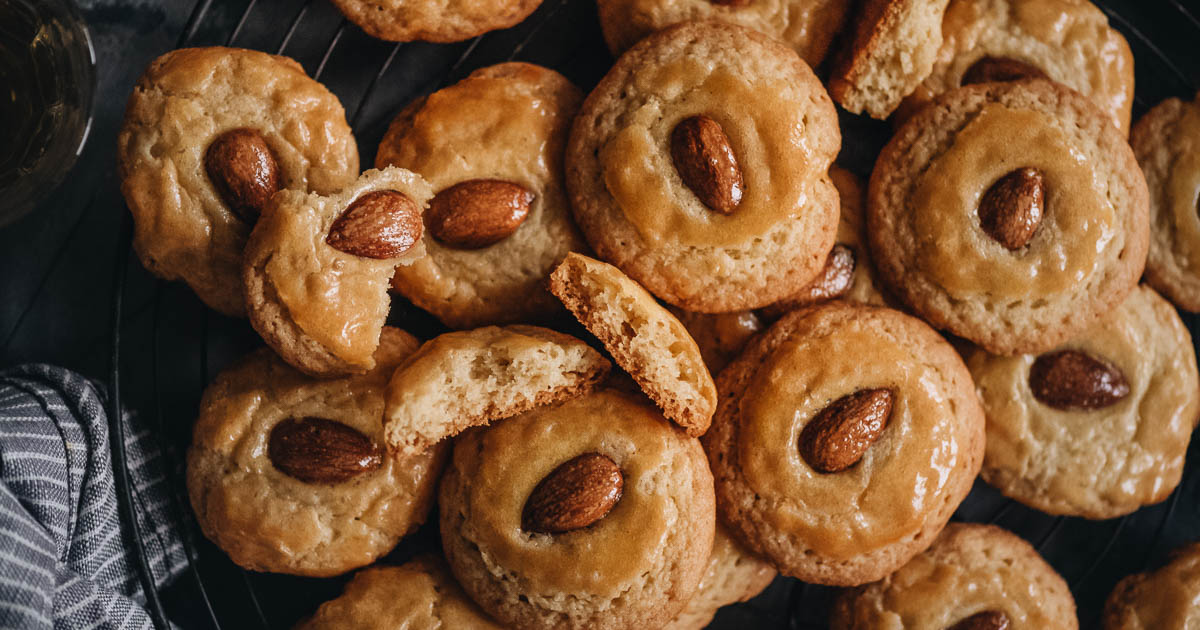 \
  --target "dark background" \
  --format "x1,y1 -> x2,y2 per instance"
2,0 -> 1200,627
